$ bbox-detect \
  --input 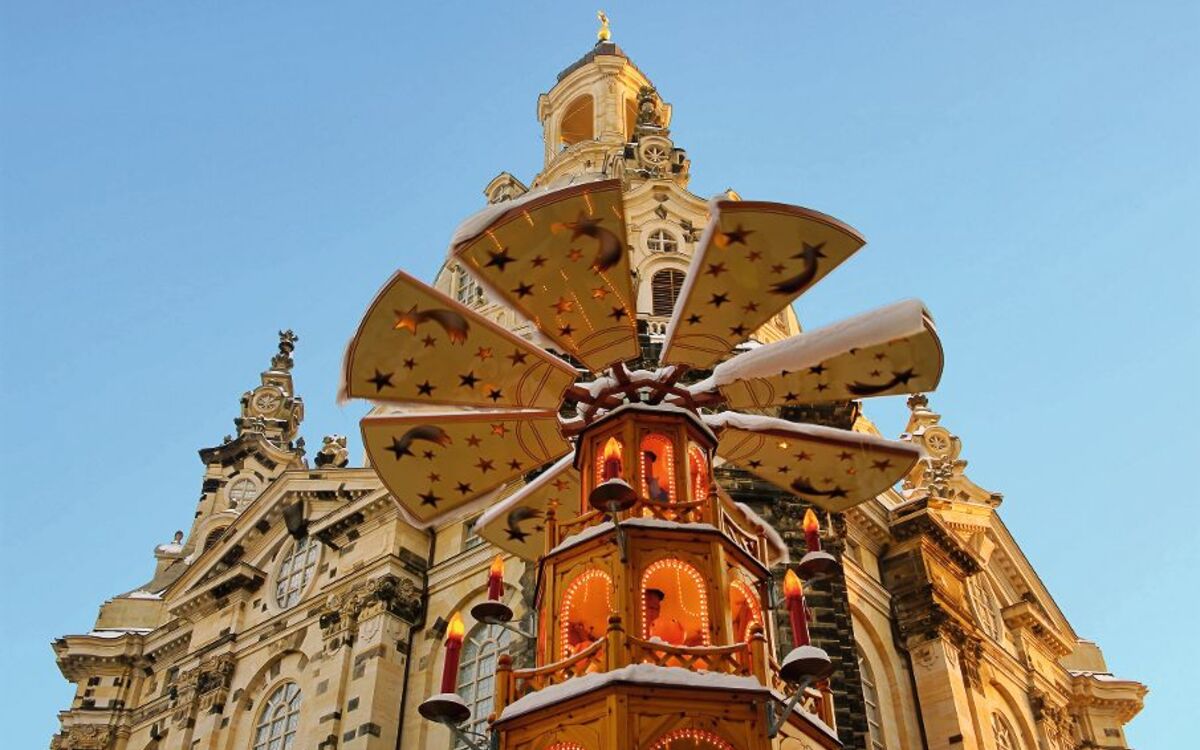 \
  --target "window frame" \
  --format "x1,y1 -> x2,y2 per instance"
252,681 -> 302,750
274,536 -> 320,610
